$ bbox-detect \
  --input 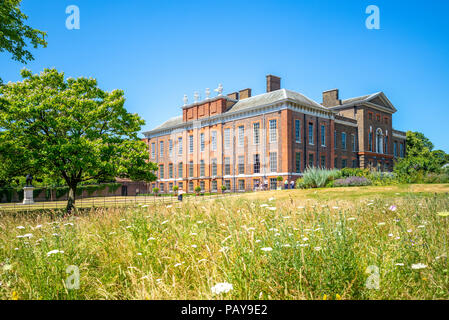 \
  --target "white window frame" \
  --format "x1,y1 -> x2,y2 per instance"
269,119 -> 277,143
